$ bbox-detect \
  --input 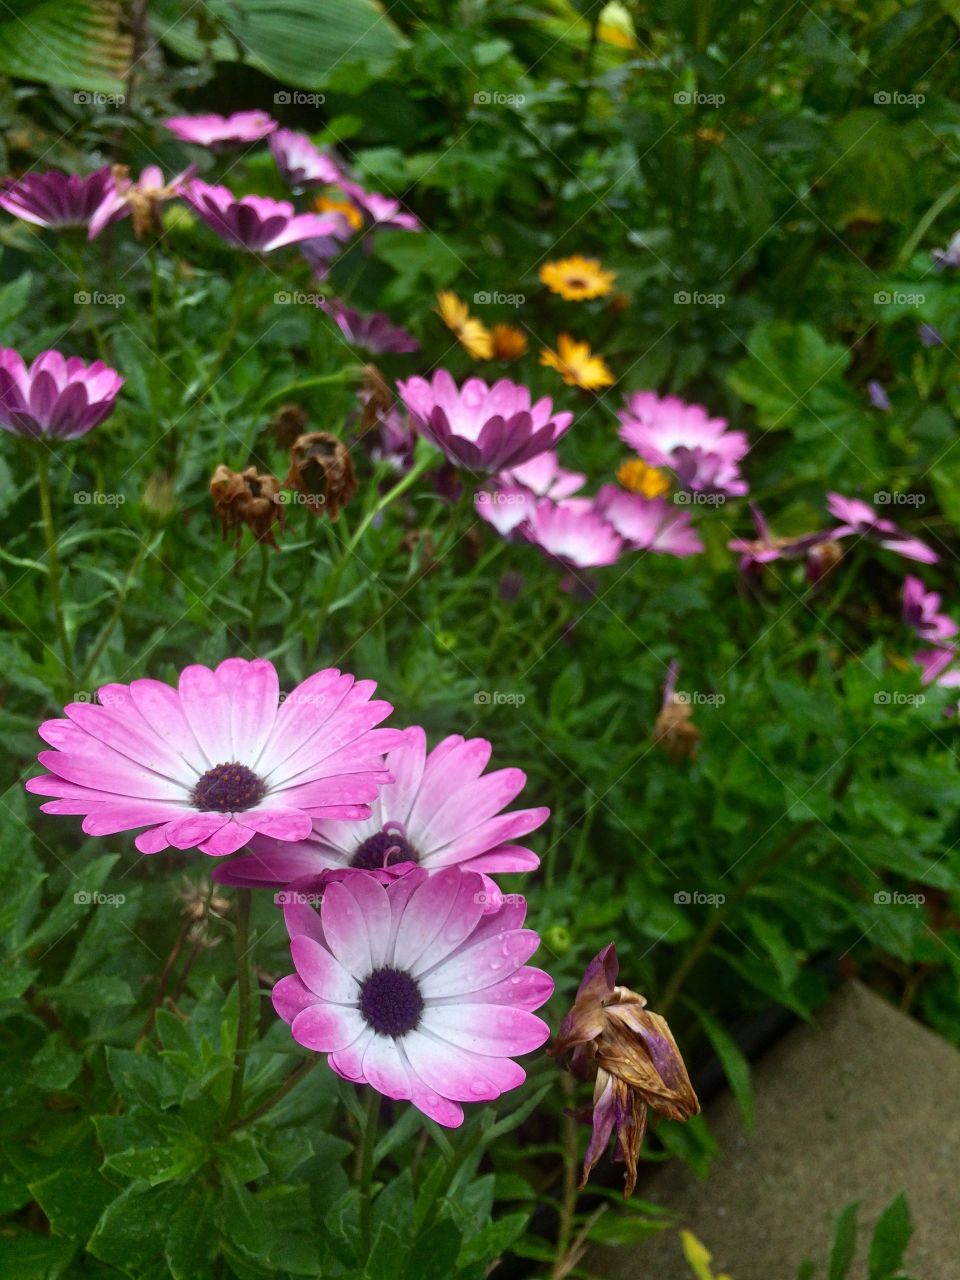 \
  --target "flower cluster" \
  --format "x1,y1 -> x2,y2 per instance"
28,659 -> 554,1125
618,391 -> 749,497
